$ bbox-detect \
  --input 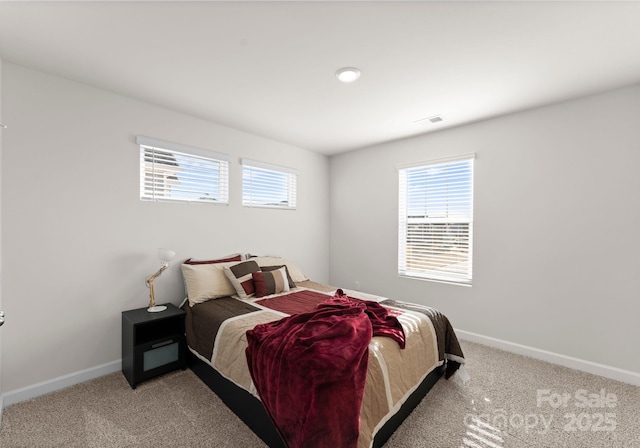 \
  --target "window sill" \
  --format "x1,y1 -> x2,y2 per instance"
398,273 -> 472,287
